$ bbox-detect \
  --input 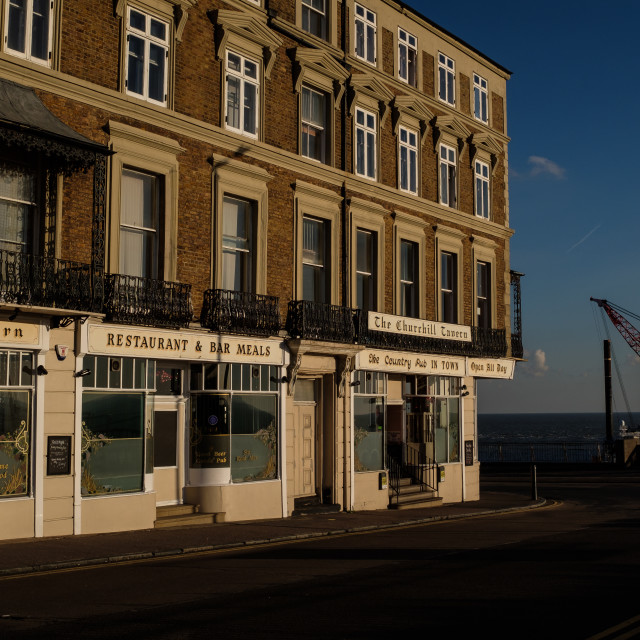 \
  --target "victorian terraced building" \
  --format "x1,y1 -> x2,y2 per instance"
0,0 -> 523,539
